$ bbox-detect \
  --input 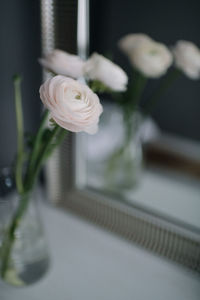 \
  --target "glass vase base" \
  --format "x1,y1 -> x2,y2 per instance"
17,256 -> 50,286
2,255 -> 50,287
